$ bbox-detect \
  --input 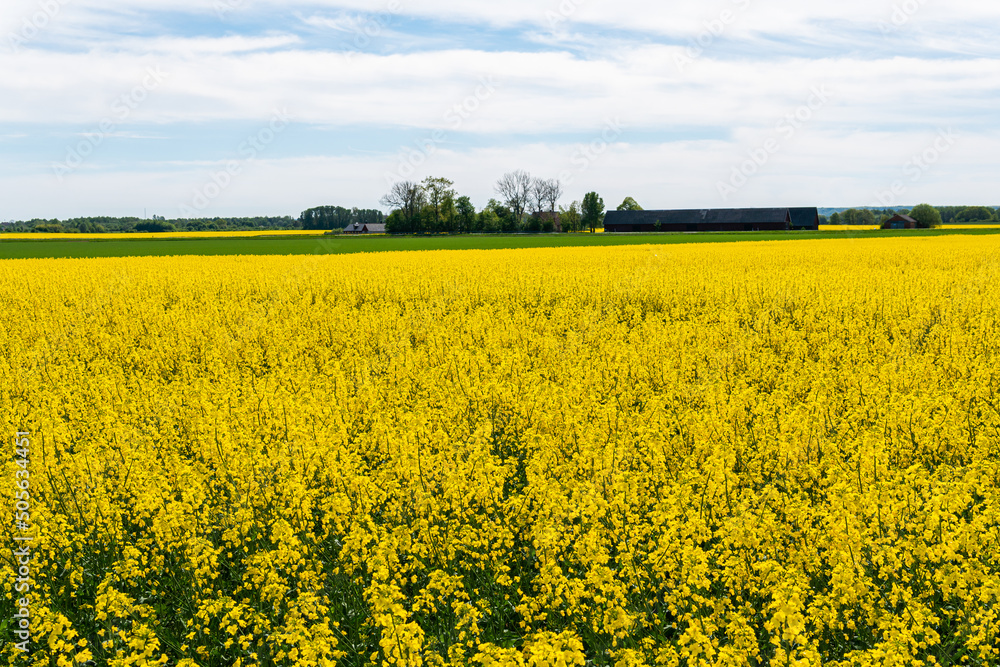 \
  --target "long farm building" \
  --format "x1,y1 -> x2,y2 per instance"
604,207 -> 820,233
